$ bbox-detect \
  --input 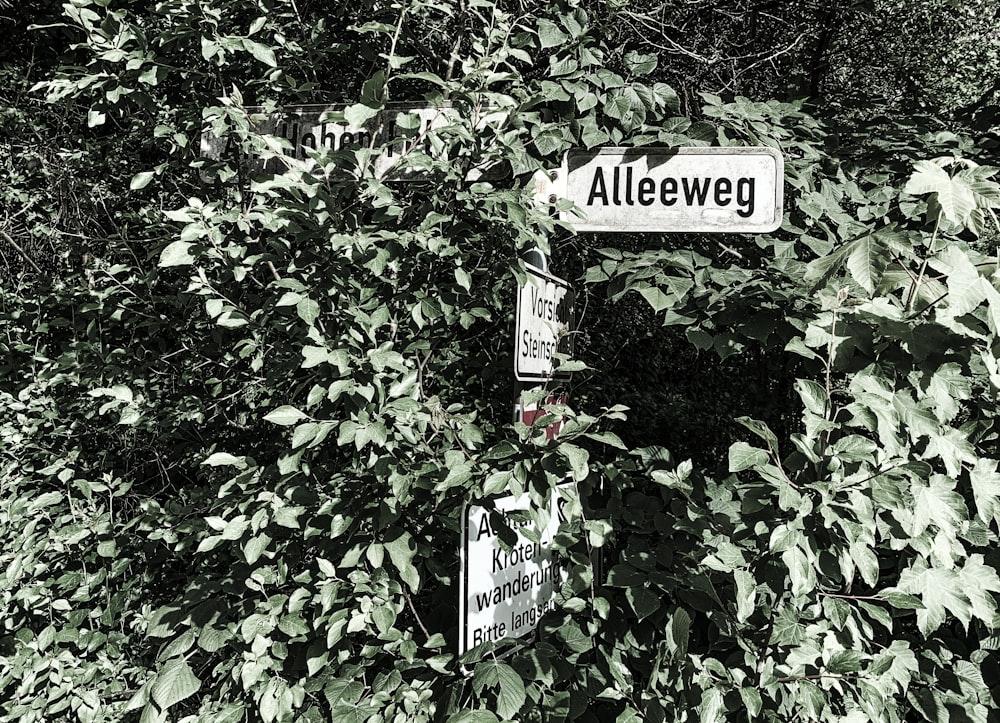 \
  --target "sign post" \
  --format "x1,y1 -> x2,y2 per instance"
458,146 -> 784,658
